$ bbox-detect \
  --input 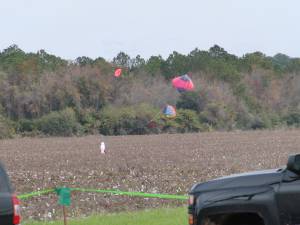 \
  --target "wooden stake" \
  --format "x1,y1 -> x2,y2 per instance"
63,206 -> 67,225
